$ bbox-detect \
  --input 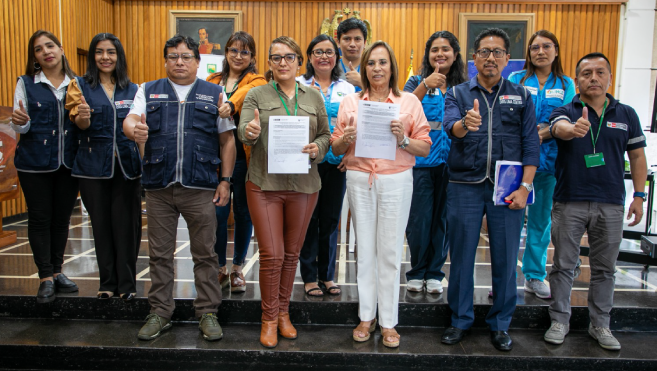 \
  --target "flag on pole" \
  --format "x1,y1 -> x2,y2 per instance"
406,49 -> 414,82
